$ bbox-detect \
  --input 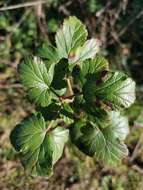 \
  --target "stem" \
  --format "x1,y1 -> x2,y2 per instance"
64,92 -> 82,100
45,119 -> 64,133
130,132 -> 143,163
46,120 -> 55,133
66,78 -> 74,96
50,87 -> 60,98
0,1 -> 47,11
0,83 -> 23,89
